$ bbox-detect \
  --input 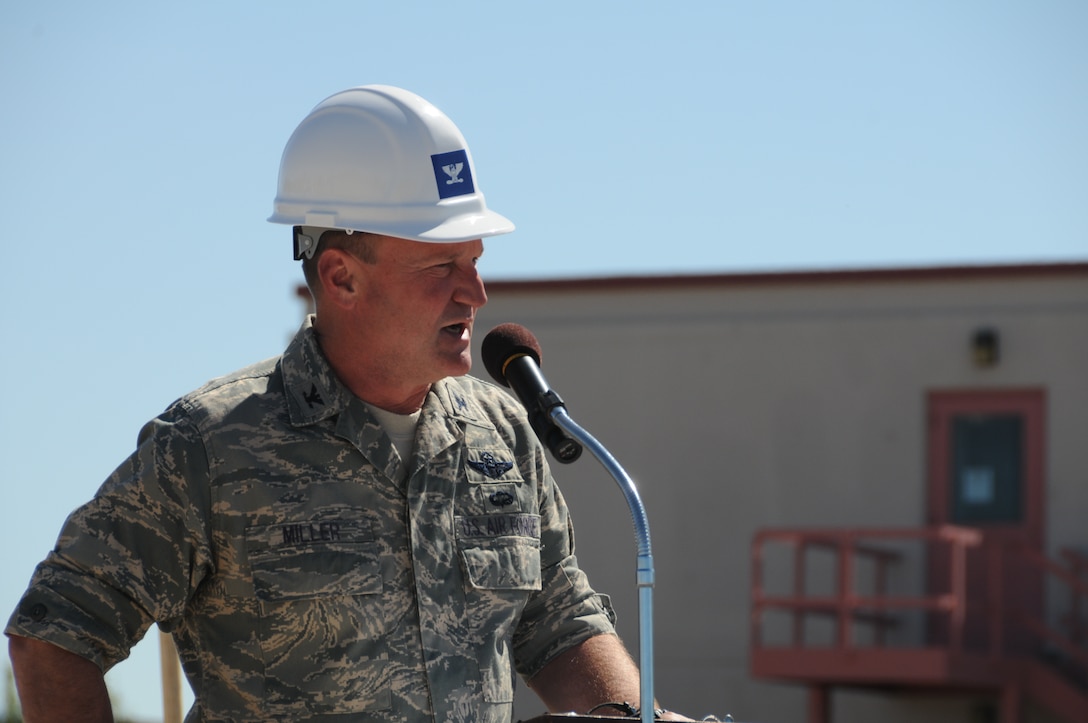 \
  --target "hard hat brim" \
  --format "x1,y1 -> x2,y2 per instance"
268,207 -> 514,244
